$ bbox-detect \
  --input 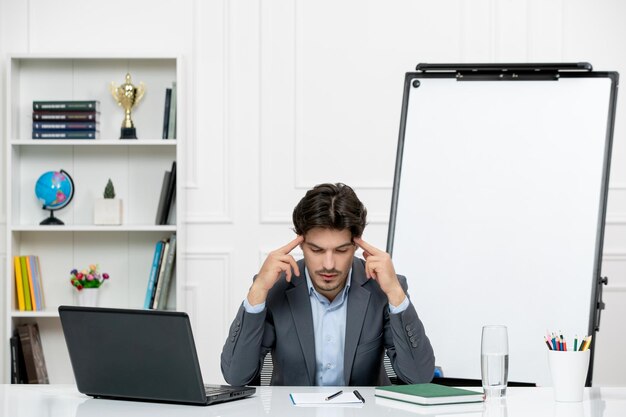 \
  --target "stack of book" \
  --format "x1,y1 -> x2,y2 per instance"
144,233 -> 177,310
32,100 -> 100,139
10,323 -> 49,384
13,255 -> 45,312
